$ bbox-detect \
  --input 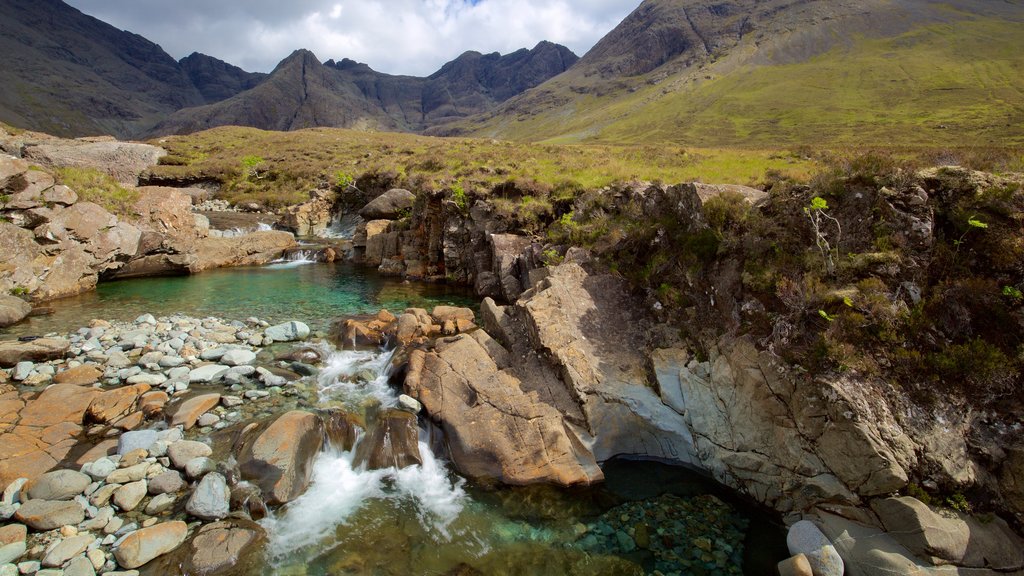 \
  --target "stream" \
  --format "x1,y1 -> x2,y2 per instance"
2,259 -> 788,575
